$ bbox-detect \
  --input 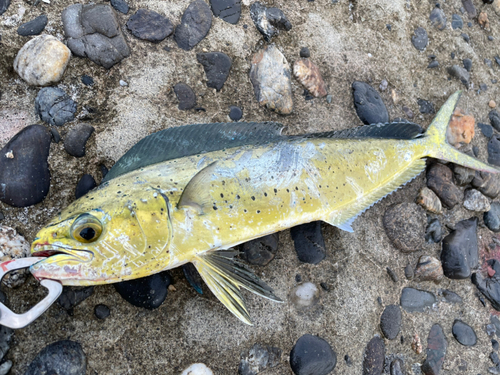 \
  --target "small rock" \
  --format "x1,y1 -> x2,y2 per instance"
75,174 -> 97,199
14,35 -> 71,86
446,108 -> 475,146
415,255 -> 444,282
479,123 -> 494,138
174,83 -> 196,110
463,58 -> 472,72
196,52 -> 232,91
428,60 -> 439,69
405,264 -> 414,280
488,135 -> 500,166
427,163 -> 461,208
417,99 -> 435,114
490,110 -> 500,132
249,45 -> 293,115
479,11 -> 490,29
448,65 -> 470,88
174,0 -> 212,51
412,333 -> 423,354
386,267 -> 398,283
491,100 -> 497,108
473,259 -> 500,310
417,187 -> 442,214
362,336 -> 385,375
463,189 -> 490,212
430,7 -> 447,30
451,14 -> 463,29
383,202 -> 426,253
485,202 -> 500,232
119,80 -> 128,87
181,363 -> 213,375
17,15 -> 48,36
64,124 -> 95,158
94,304 -> 110,319
299,47 -> 310,58
250,2 -> 292,42
290,221 -> 326,264
441,289 -> 463,303
293,59 -> 327,98
400,287 -> 436,312
421,324 -> 447,375
441,217 -> 478,279
473,146 -> 479,157
240,233 -> 279,266
0,213 -> 4,221
0,226 -> 30,288
229,106 -> 243,121
291,282 -> 319,309
0,0 -> 9,15
81,75 -> 94,86
25,340 -> 86,375
210,0 -> 241,24
110,0 -> 129,14
380,305 -> 401,340
238,343 -> 281,375
182,263 -> 203,294
402,106 -> 414,119
425,219 -> 442,243
57,286 -> 94,313
489,317 -> 499,334
390,359 -> 405,375
486,58 -> 493,68
472,171 -> 500,198
462,0 -> 477,18
379,79 -> 388,91
352,81 -> 389,124
290,334 -> 336,375
114,272 -> 171,309
35,87 -> 77,127
126,9 -> 174,42
493,339 -> 499,351
411,27 -> 429,51
452,320 -> 477,346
